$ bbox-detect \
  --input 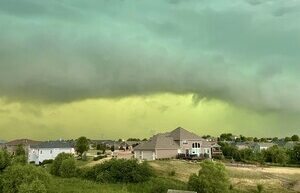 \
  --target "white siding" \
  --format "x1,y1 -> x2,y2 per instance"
28,147 -> 75,165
